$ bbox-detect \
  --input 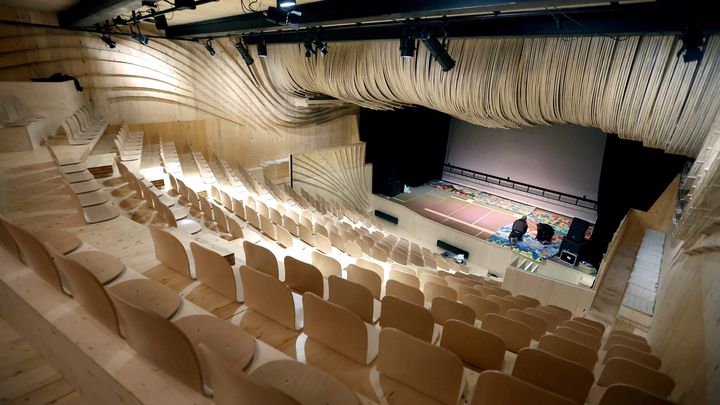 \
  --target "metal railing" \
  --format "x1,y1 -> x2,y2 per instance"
443,163 -> 598,211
